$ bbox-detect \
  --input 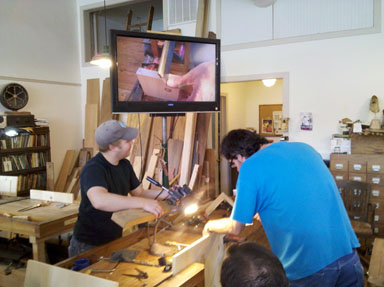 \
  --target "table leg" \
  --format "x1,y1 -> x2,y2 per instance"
29,236 -> 47,262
